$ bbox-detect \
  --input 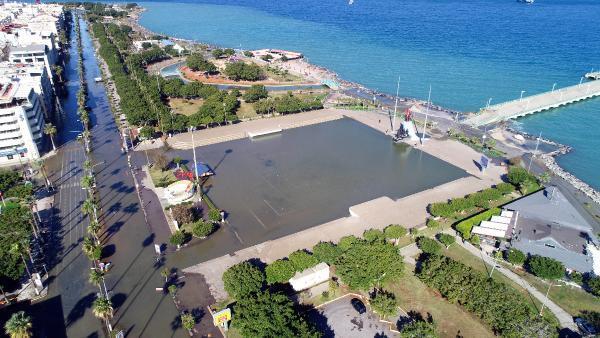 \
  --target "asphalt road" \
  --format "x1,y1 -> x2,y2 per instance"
36,17 -> 185,337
